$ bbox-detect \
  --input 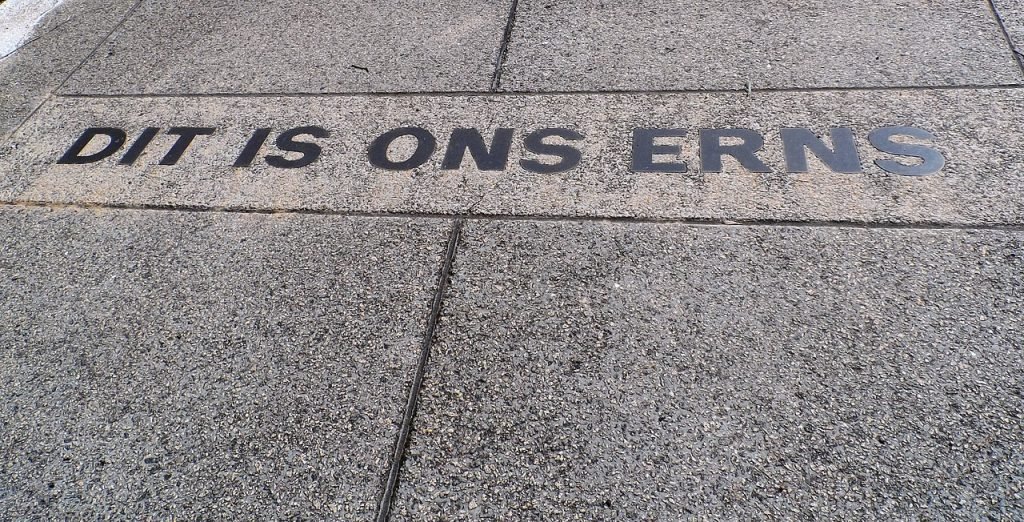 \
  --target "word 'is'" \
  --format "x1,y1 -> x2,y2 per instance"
56,125 -> 945,176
